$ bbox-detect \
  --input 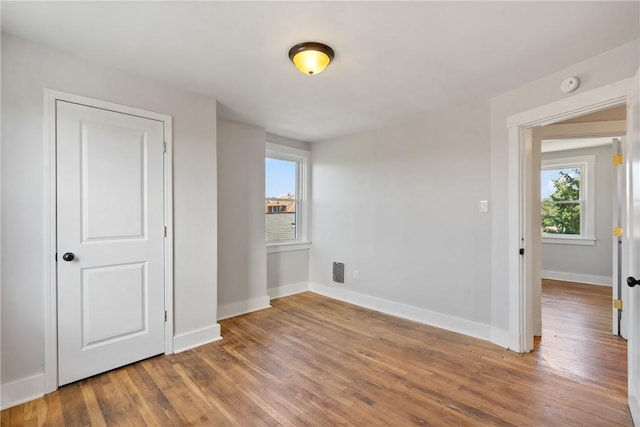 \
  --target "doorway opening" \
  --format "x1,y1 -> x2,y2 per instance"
531,106 -> 627,341
507,71 -> 640,424
528,106 -> 627,386
505,77 -> 632,355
